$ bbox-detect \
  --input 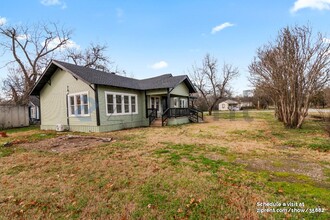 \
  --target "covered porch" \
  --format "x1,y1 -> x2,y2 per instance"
145,89 -> 203,126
